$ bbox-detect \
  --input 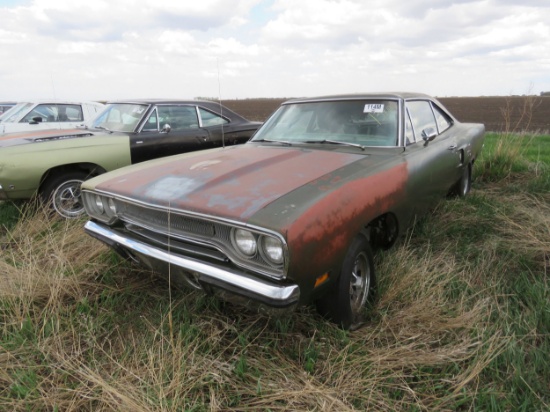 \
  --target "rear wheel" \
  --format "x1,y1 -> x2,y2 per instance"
40,171 -> 89,218
456,162 -> 471,197
316,235 -> 376,329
